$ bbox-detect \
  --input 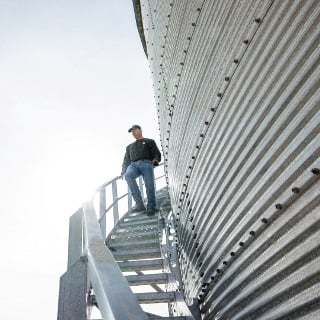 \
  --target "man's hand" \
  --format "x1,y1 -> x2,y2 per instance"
151,159 -> 159,167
